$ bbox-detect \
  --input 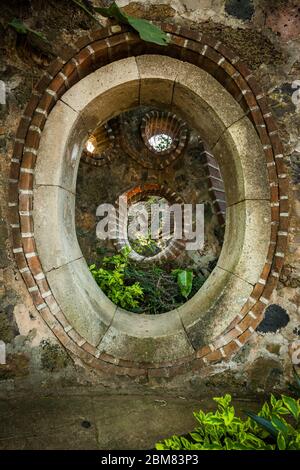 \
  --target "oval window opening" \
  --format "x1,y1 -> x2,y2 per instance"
76,105 -> 226,315
20,48 -> 280,371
